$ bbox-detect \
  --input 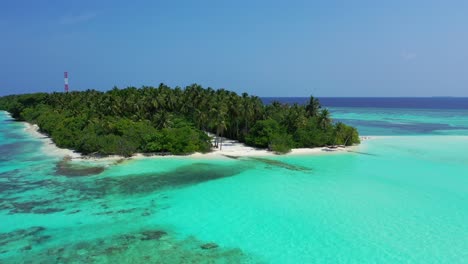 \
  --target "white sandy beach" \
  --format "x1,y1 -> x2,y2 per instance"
189,136 -> 363,159
23,120 -> 365,162
24,123 -> 82,159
